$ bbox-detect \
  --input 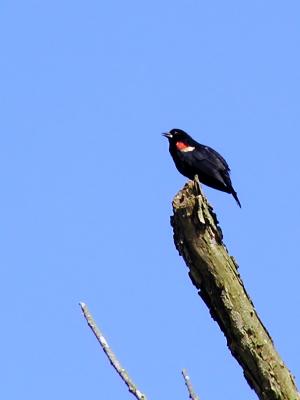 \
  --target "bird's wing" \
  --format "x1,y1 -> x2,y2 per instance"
191,145 -> 230,170
181,145 -> 229,172
177,144 -> 231,187
203,146 -> 230,171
